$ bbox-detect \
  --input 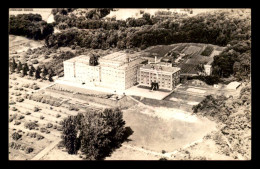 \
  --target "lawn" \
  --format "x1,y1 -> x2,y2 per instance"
121,105 -> 216,153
